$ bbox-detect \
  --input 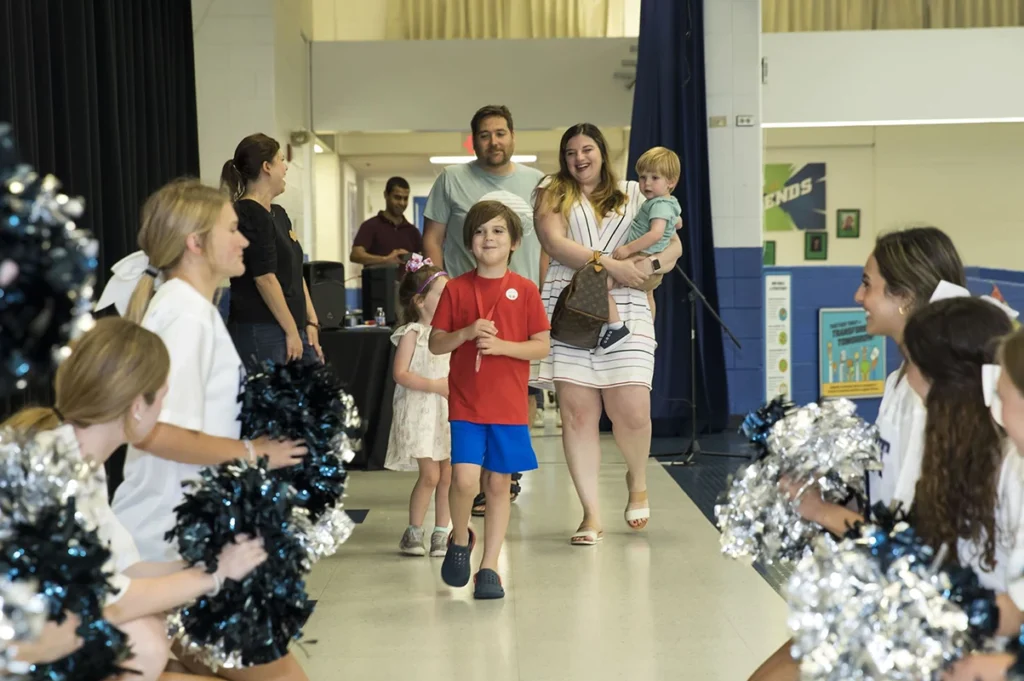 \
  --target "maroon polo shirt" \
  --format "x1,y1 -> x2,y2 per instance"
352,212 -> 423,257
